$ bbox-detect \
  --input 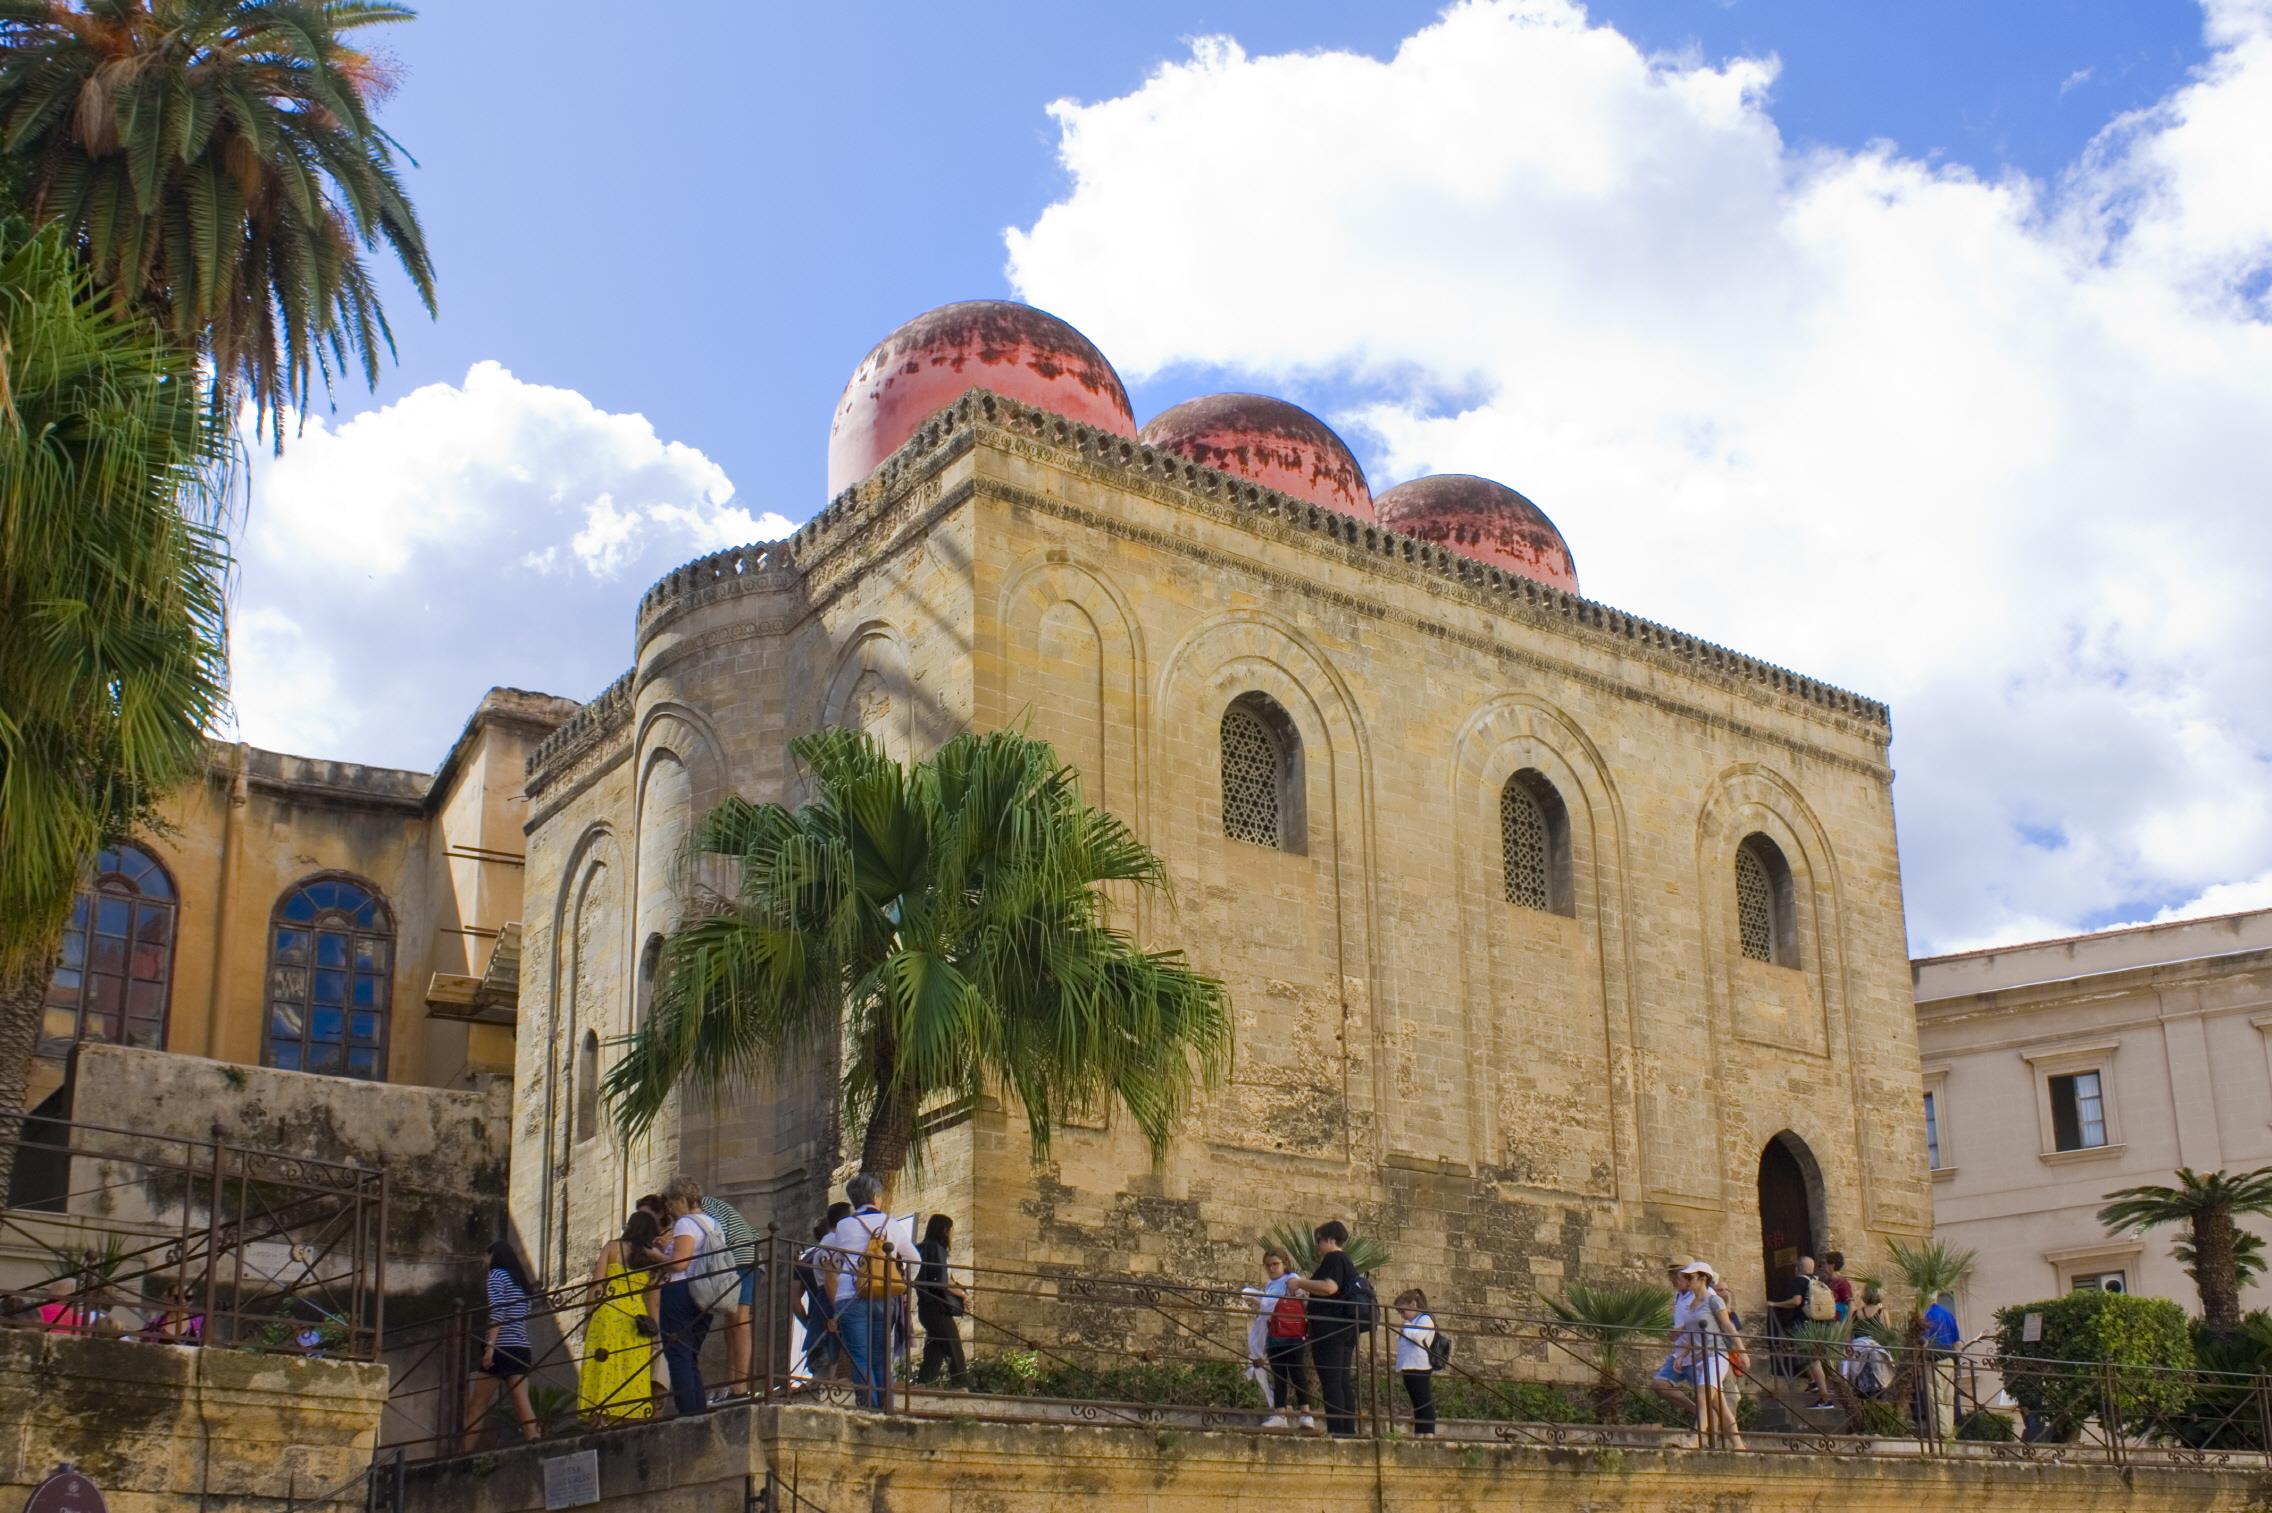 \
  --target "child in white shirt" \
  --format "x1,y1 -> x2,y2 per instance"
1393,1288 -> 1437,1436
